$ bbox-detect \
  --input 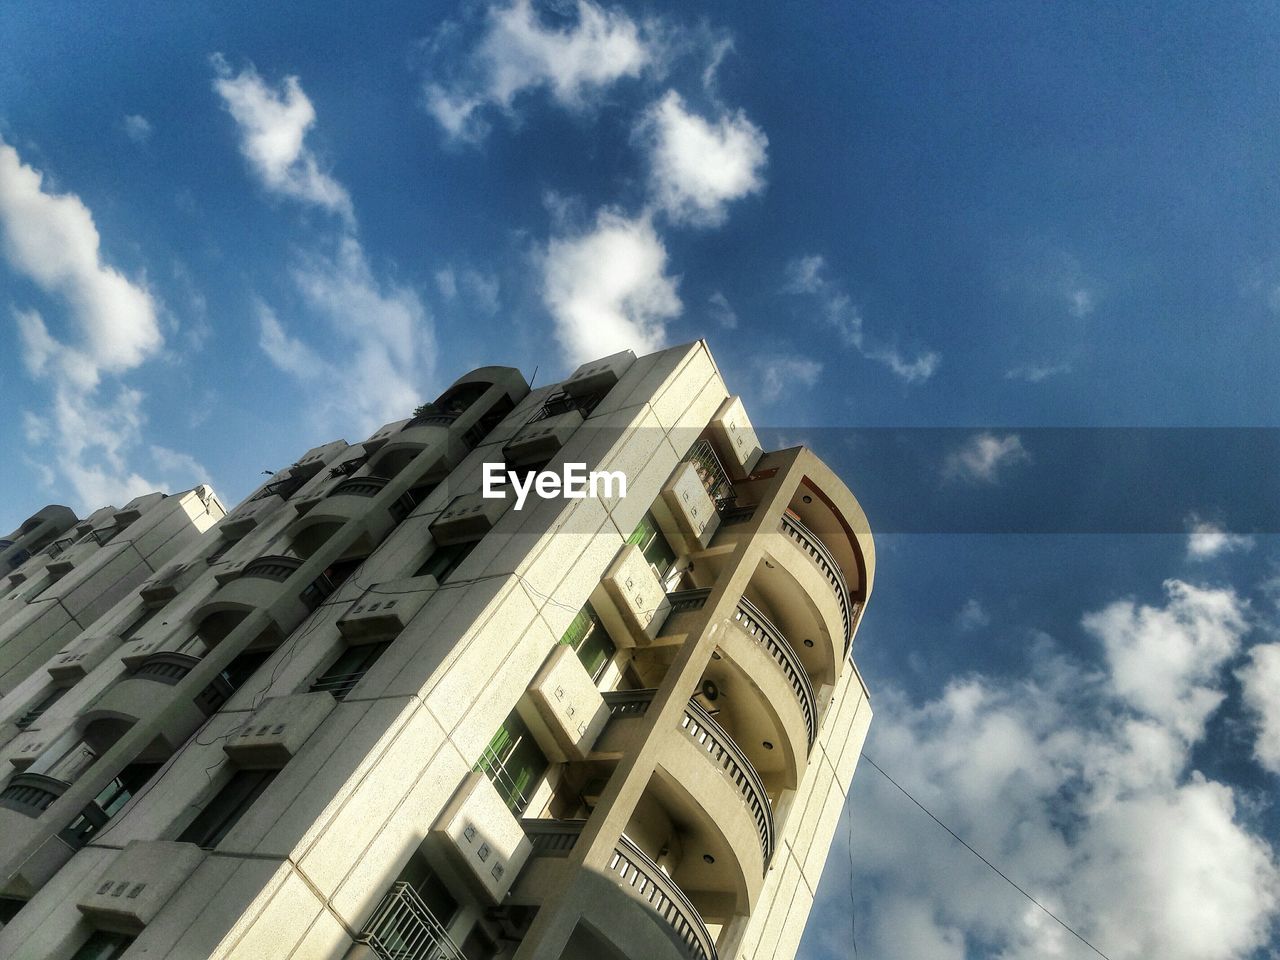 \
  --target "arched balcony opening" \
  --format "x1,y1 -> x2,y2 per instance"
742,554 -> 839,691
